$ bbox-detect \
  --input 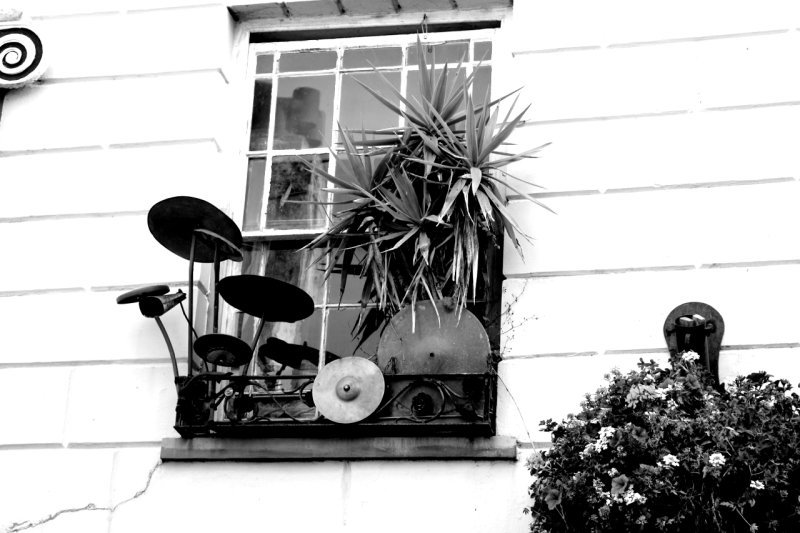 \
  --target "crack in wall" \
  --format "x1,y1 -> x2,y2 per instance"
4,461 -> 161,533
